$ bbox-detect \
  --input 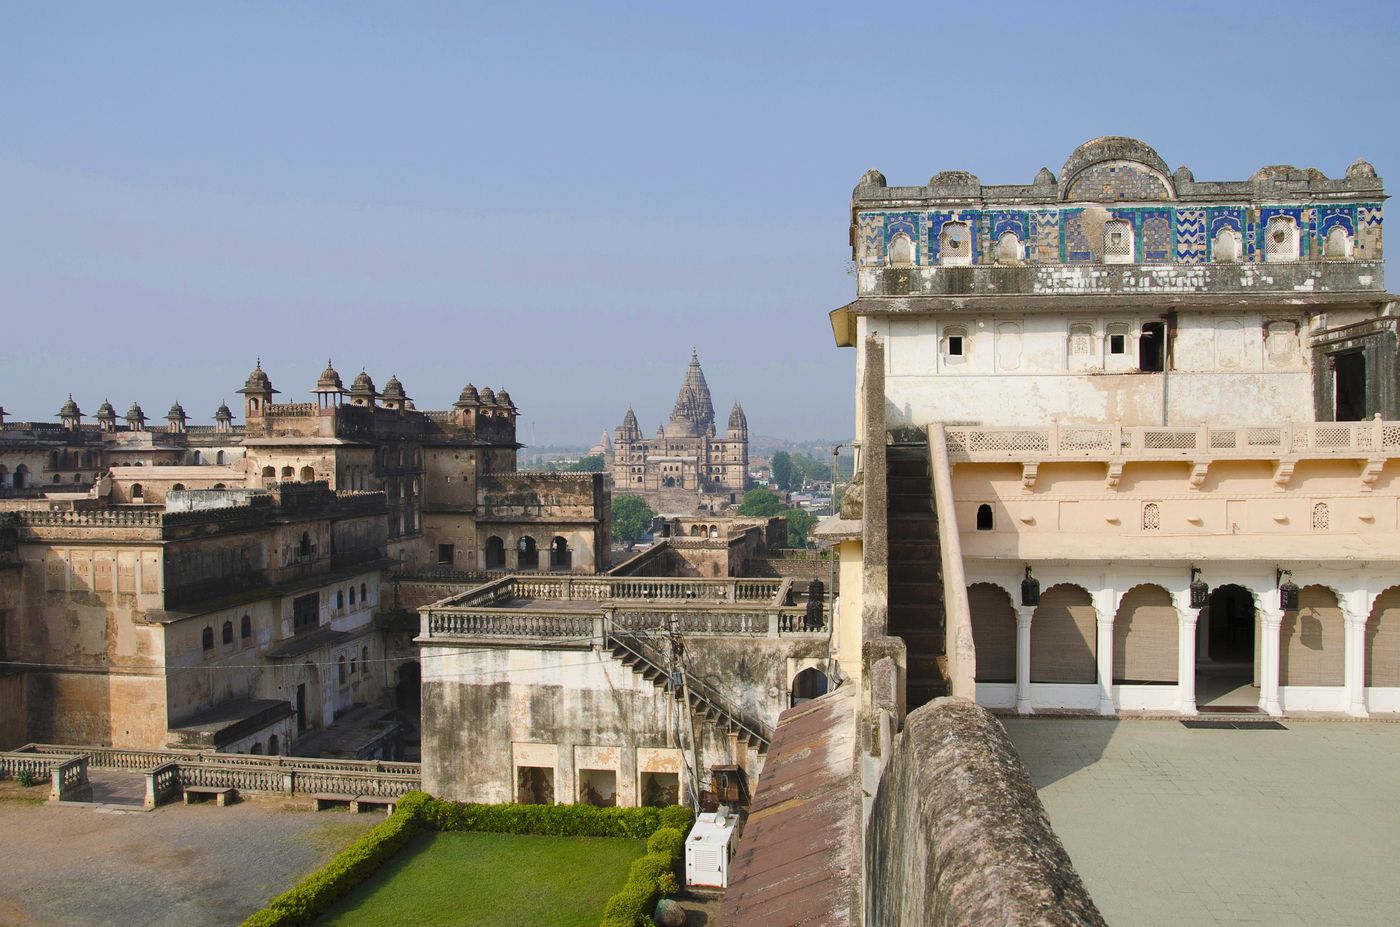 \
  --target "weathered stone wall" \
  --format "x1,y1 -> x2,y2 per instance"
866,698 -> 1103,927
